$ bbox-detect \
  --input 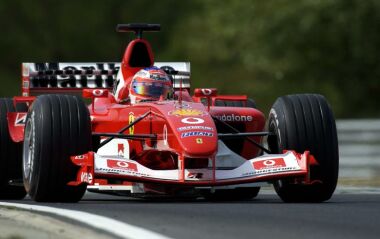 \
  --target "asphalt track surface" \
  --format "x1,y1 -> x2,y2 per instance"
5,189 -> 380,239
